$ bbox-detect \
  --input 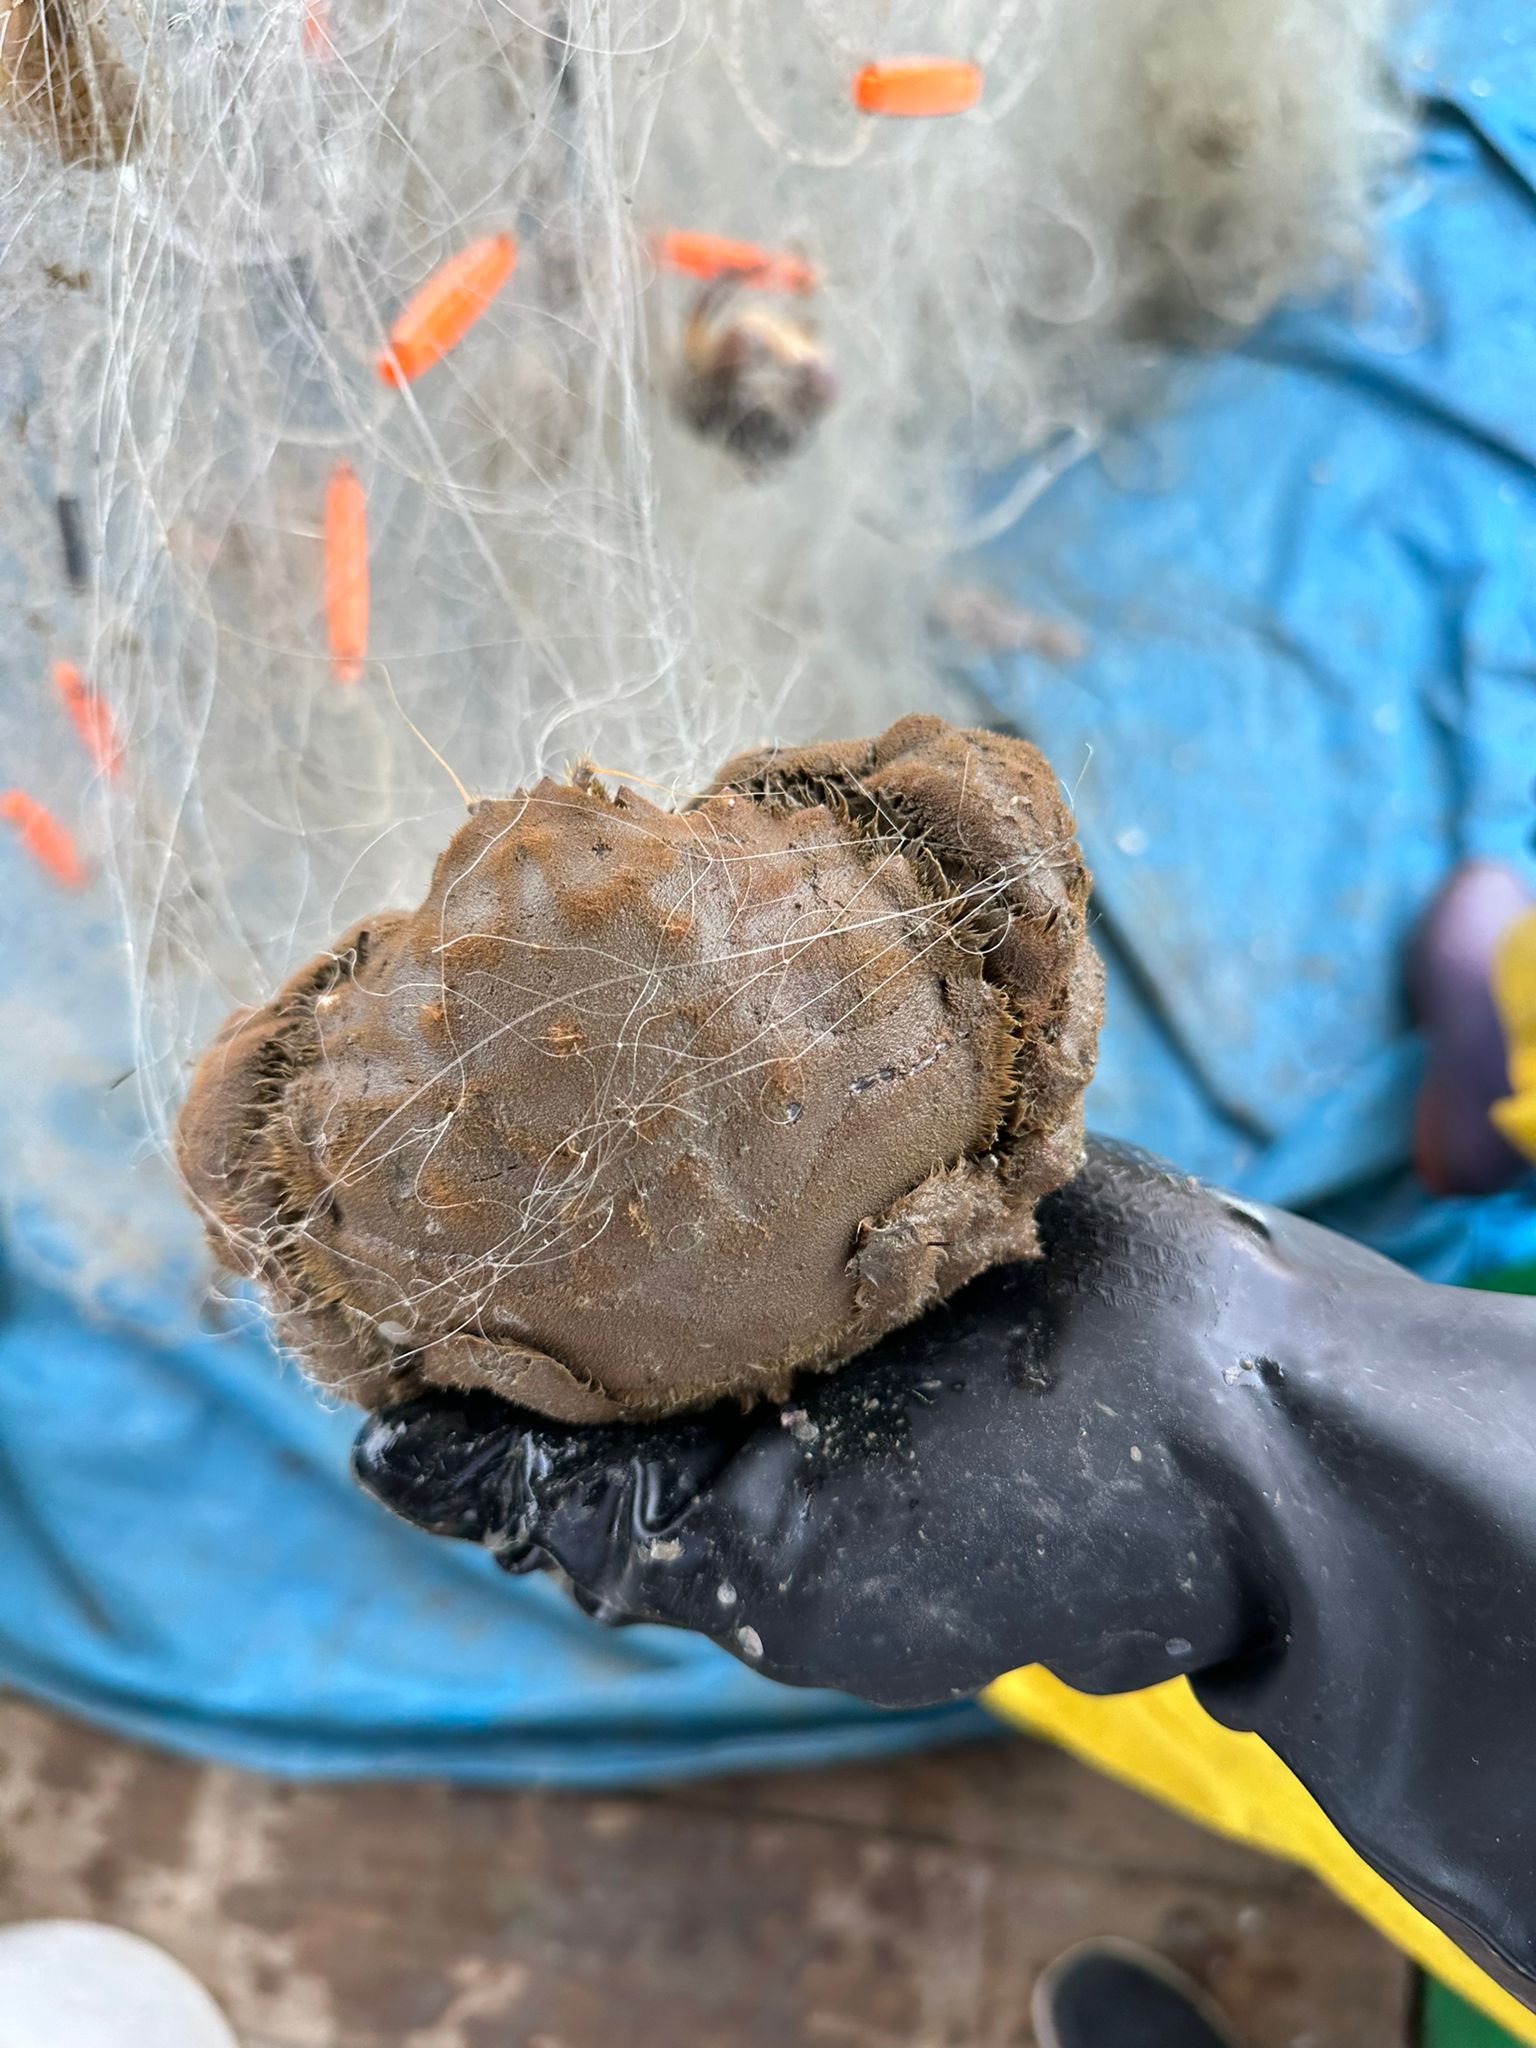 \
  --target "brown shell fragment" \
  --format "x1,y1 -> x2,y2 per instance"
1,0 -> 141,168
176,715 -> 1103,1421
